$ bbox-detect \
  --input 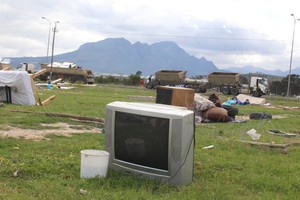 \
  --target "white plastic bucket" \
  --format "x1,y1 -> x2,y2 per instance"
80,150 -> 109,178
